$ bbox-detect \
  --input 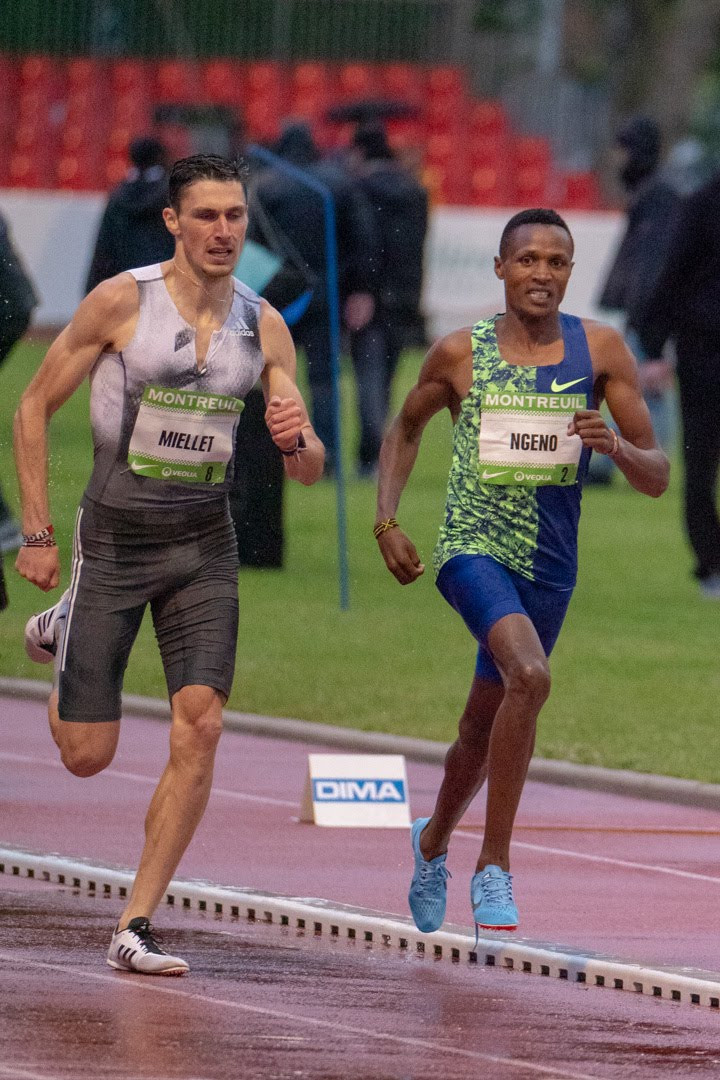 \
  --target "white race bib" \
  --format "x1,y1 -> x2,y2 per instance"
128,385 -> 244,484
478,390 -> 586,486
